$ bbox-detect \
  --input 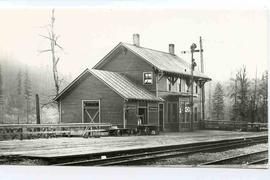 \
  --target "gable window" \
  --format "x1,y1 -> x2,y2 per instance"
143,72 -> 153,85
